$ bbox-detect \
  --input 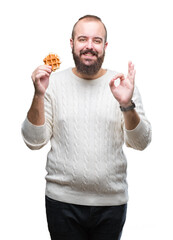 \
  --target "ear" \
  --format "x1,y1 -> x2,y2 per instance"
104,41 -> 108,50
70,38 -> 74,49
